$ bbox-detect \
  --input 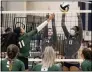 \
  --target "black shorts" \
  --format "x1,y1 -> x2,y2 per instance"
63,62 -> 80,68
18,56 -> 28,70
